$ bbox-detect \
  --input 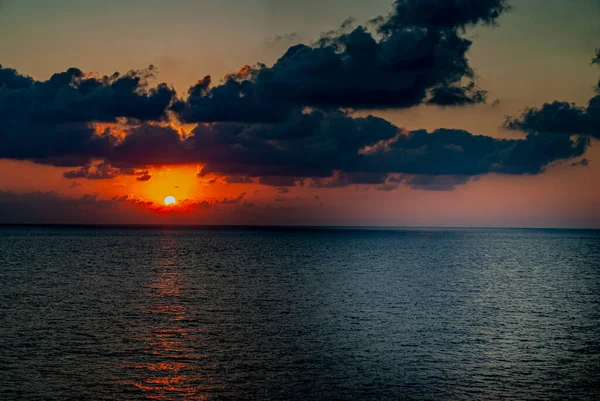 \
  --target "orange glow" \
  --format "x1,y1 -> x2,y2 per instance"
118,235 -> 222,400
129,165 -> 200,205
